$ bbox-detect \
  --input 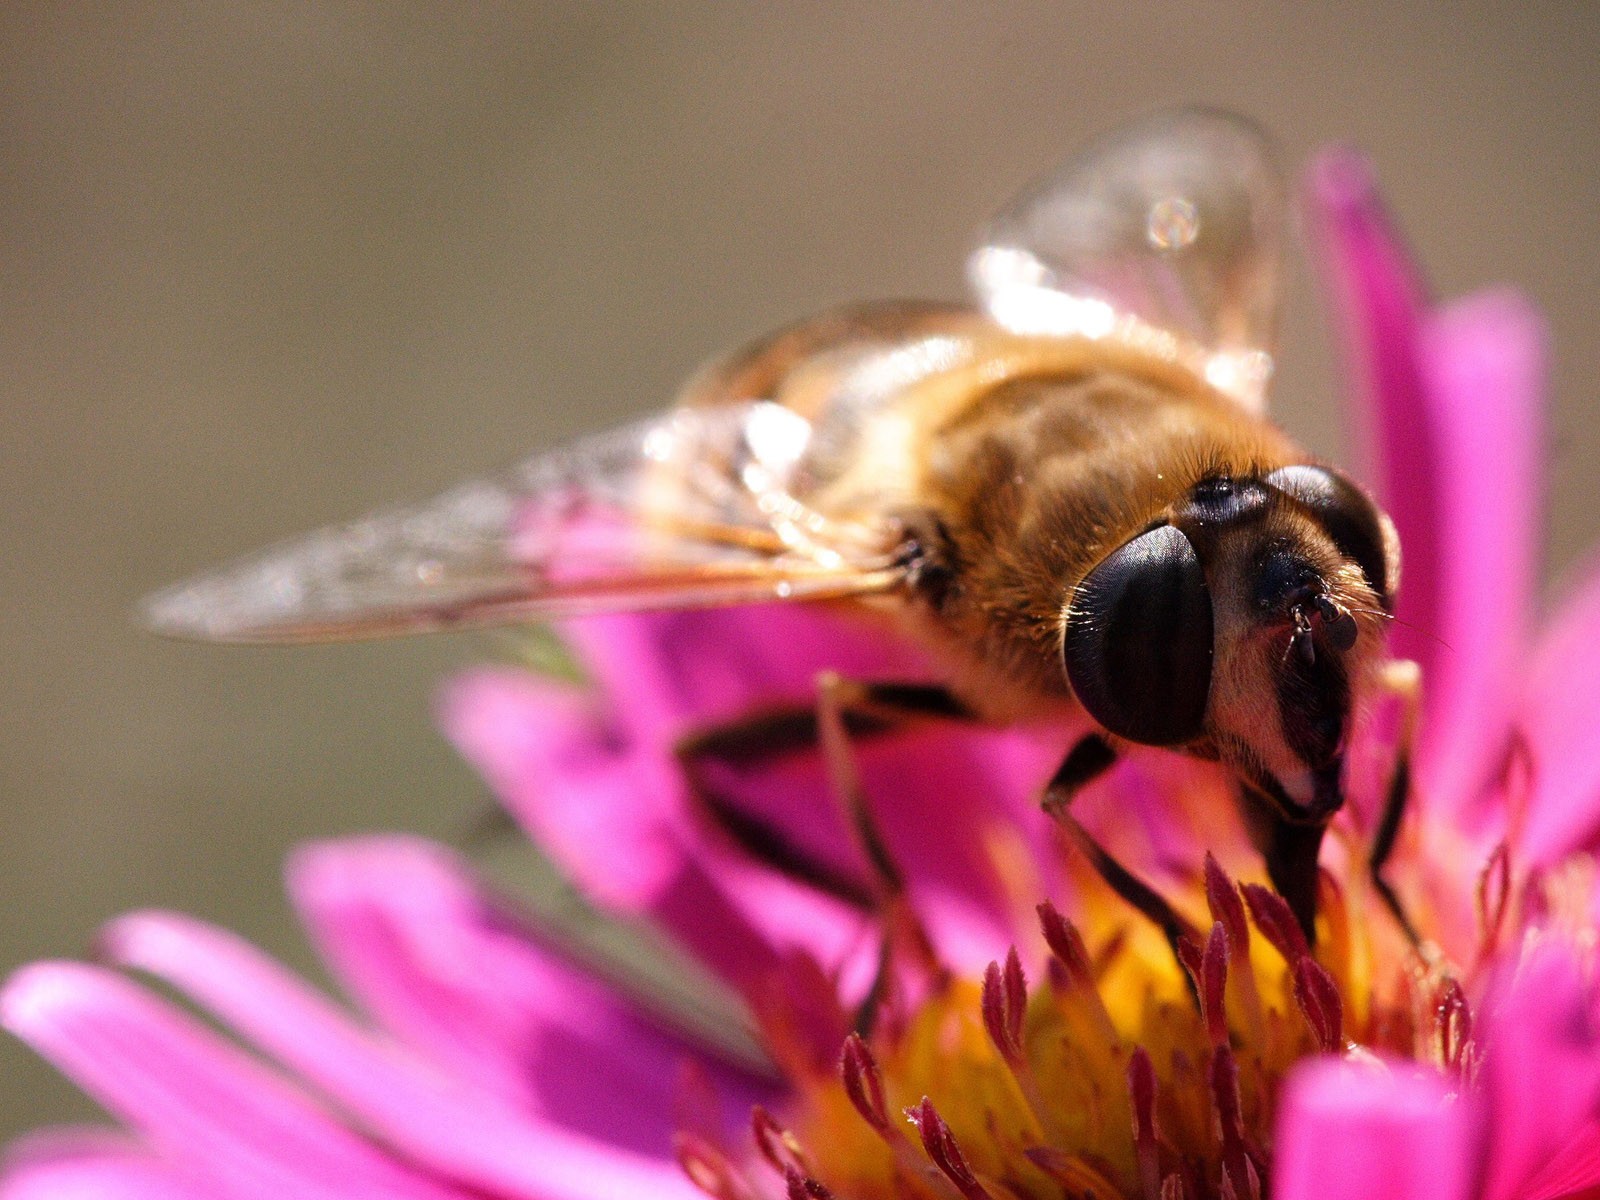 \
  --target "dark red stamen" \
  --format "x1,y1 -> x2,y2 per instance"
752,1107 -> 810,1177
1208,1047 -> 1261,1200
840,1033 -> 891,1133
1240,883 -> 1310,964
1176,934 -> 1203,992
676,1132 -> 754,1200
981,949 -> 1027,1066
1037,900 -> 1096,989
905,1097 -> 994,1200
1203,854 -> 1251,962
1127,1046 -> 1162,1200
1292,958 -> 1344,1052
784,1167 -> 837,1200
1202,922 -> 1231,1046
1476,840 -> 1511,960
1436,978 -> 1473,1073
